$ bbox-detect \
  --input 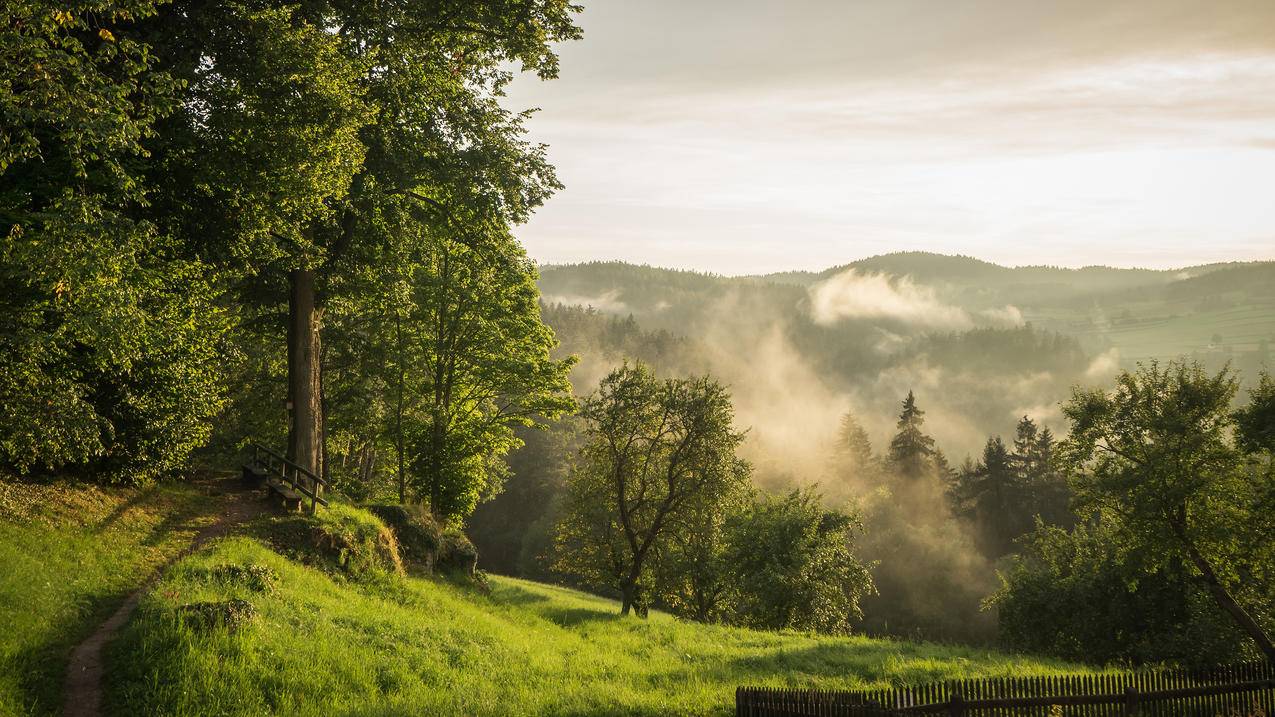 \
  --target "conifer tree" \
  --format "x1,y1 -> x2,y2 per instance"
886,390 -> 936,481
831,410 -> 876,479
